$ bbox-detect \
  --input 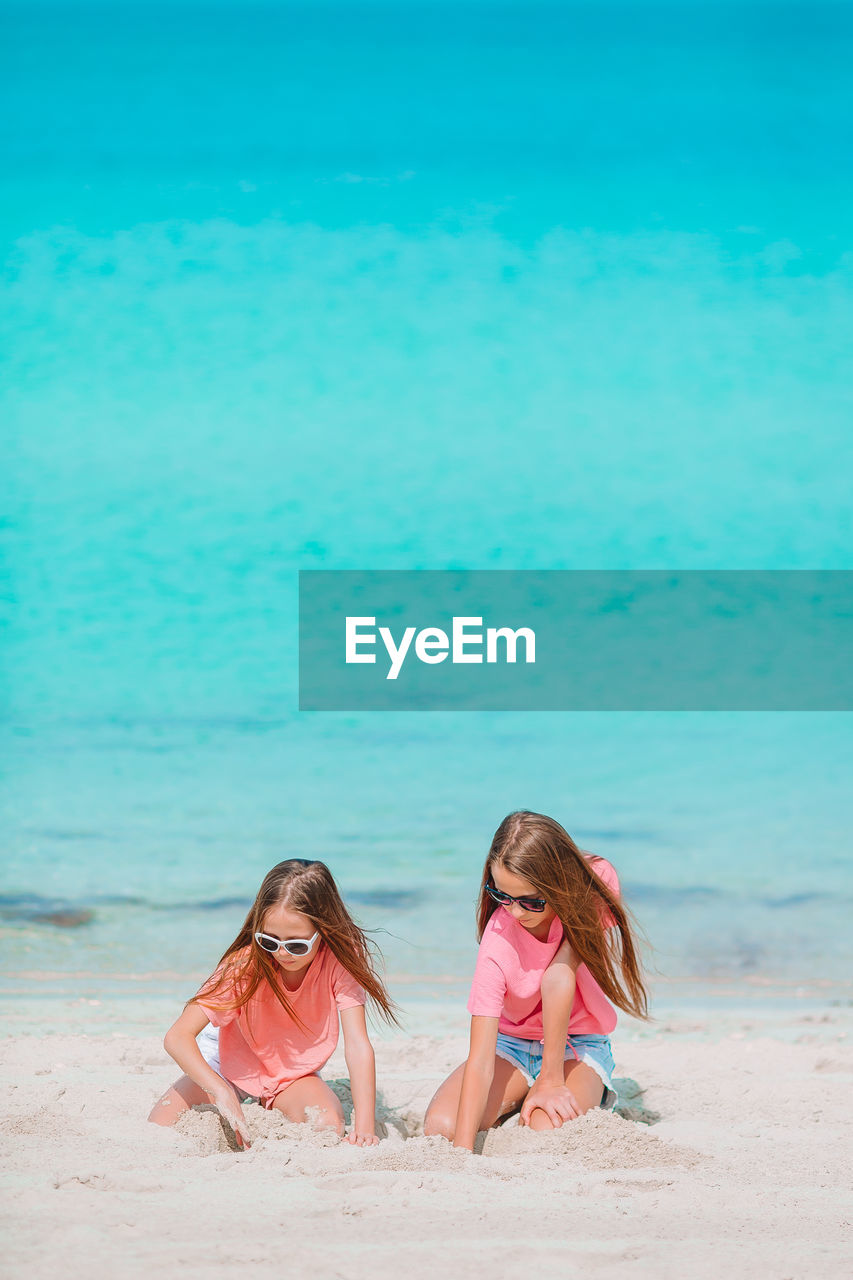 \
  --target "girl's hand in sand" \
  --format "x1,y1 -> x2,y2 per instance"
211,1082 -> 252,1149
519,1080 -> 580,1128
345,1126 -> 379,1147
